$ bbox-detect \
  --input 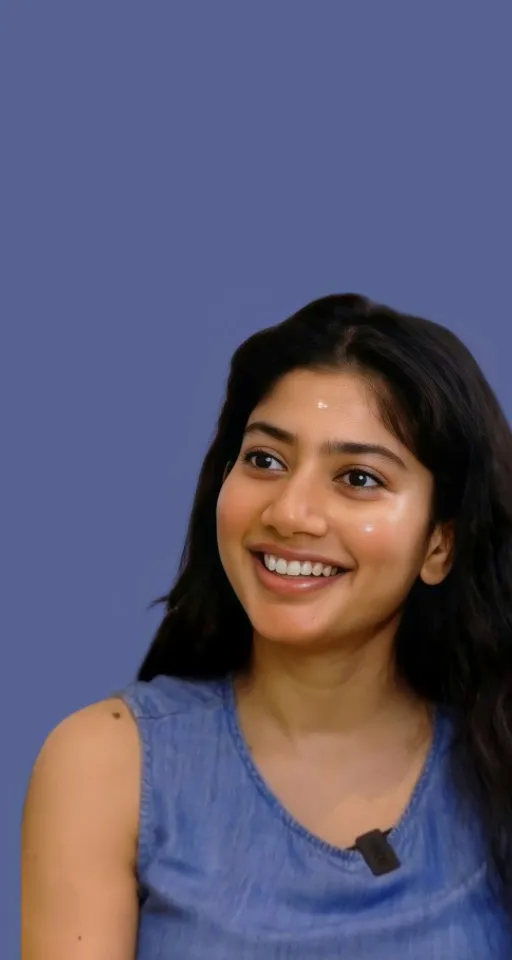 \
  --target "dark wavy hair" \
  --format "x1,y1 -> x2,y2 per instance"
138,293 -> 512,909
